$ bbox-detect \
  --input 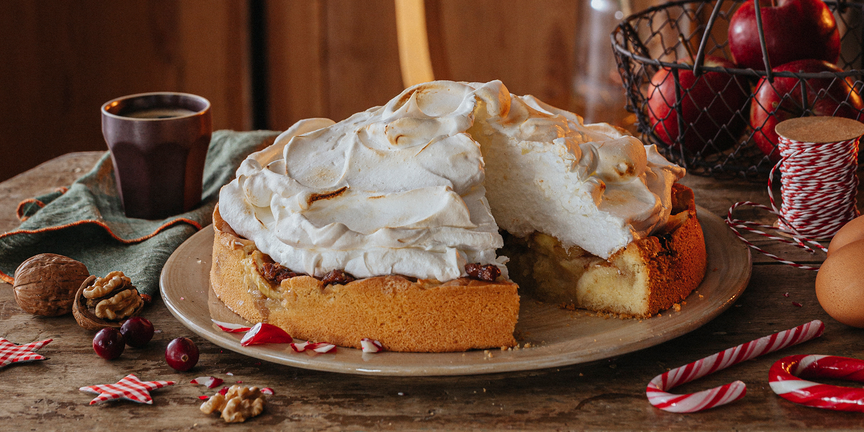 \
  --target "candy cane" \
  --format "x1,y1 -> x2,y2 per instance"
770,354 -> 864,412
646,320 -> 824,413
